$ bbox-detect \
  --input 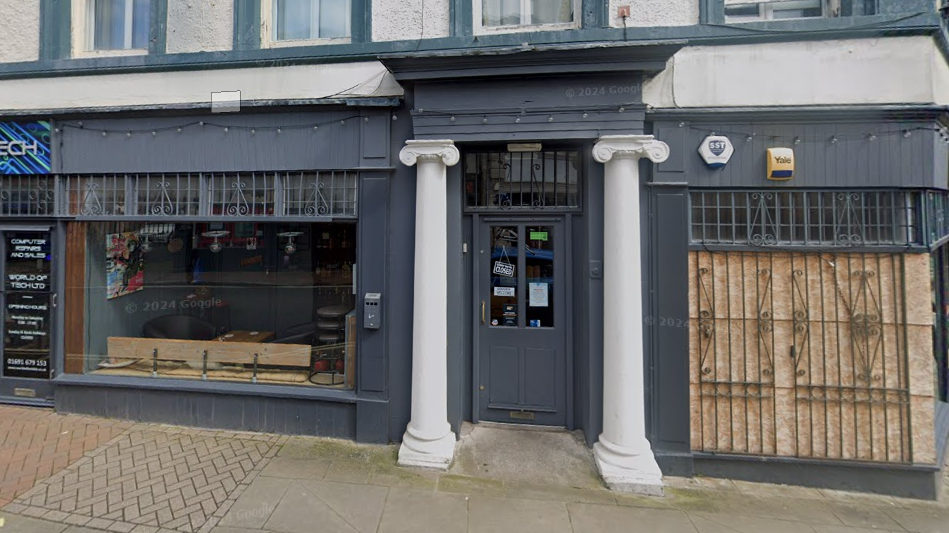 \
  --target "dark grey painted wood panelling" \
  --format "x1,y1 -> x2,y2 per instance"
384,97 -> 418,443
580,154 -> 605,446
647,184 -> 692,461
447,164 -> 464,434
414,76 -> 643,111
357,172 -> 390,393
59,110 -> 390,174
654,121 -> 942,189
411,75 -> 644,141
356,398 -> 389,443
414,111 -> 646,142
57,385 -> 358,438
